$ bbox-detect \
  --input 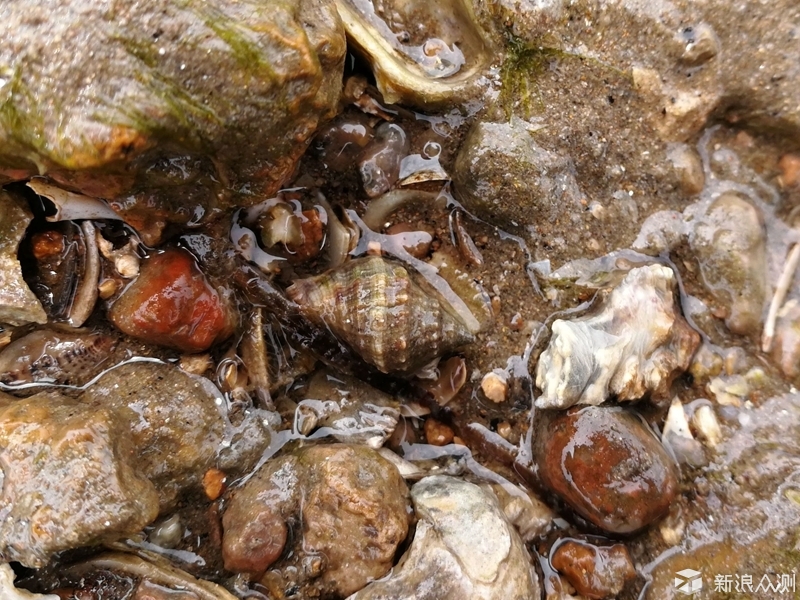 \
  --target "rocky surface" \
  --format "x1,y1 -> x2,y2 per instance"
0,0 -> 345,224
222,444 -> 411,597
0,189 -> 47,326
533,406 -> 680,534
350,476 -> 540,600
0,392 -> 160,567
